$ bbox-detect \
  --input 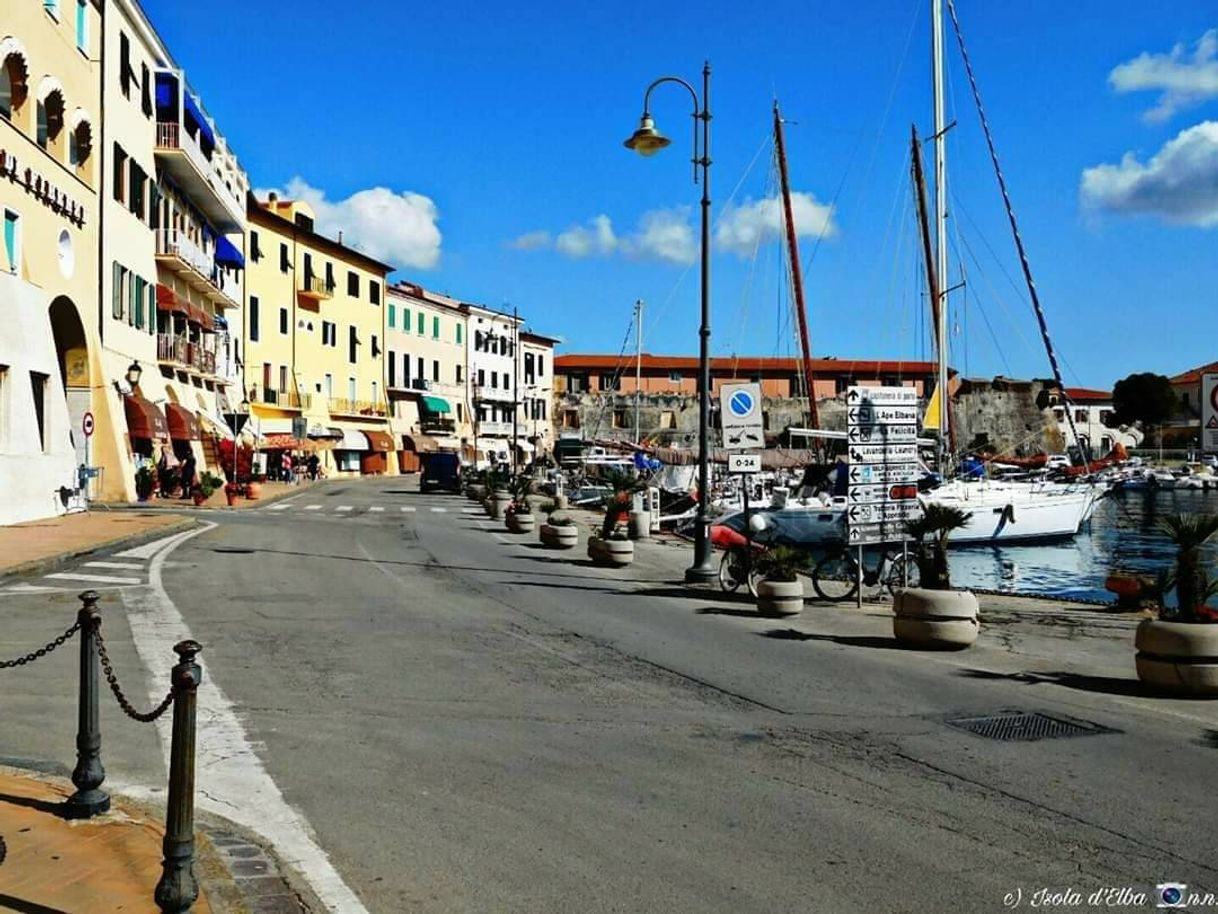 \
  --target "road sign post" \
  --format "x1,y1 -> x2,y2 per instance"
845,385 -> 922,548
719,383 -> 765,451
1204,373 -> 1218,455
